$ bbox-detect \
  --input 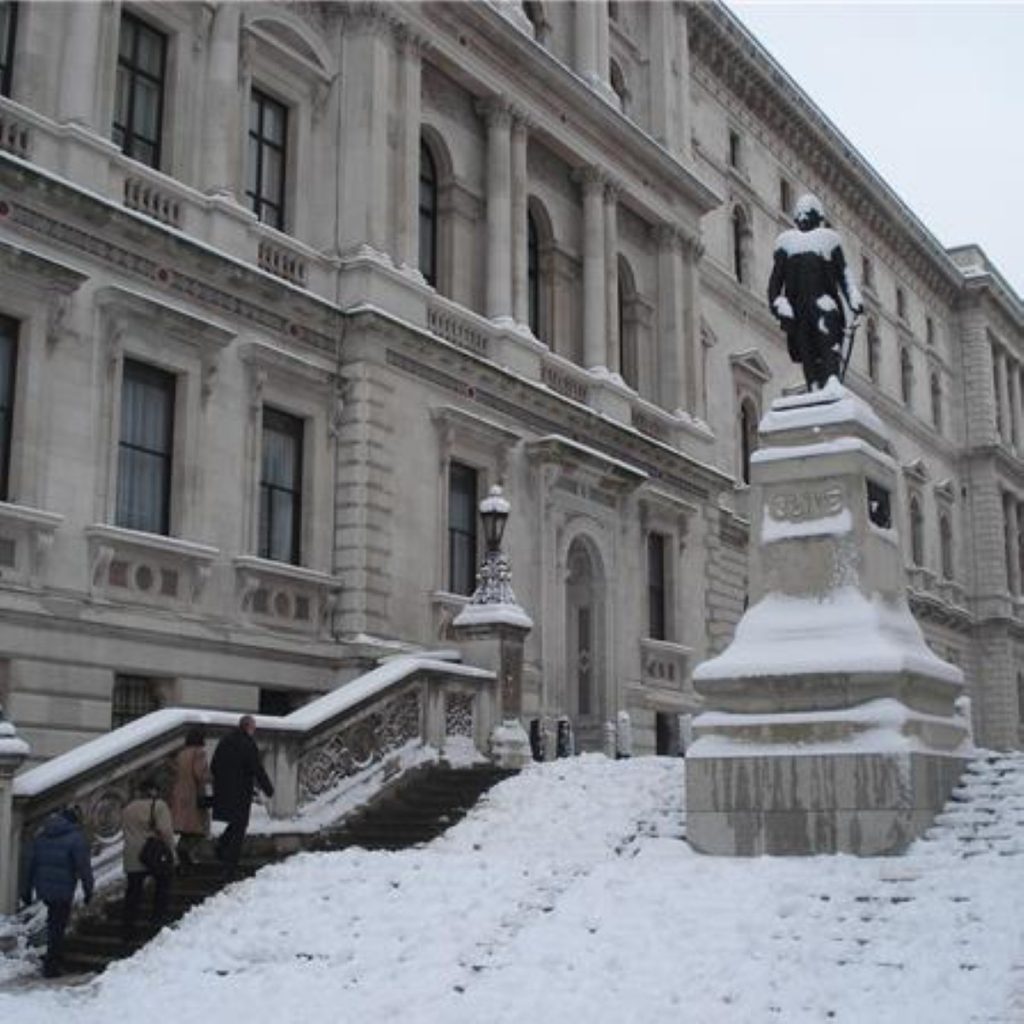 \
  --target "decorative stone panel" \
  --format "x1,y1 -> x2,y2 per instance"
444,691 -> 475,738
0,107 -> 30,159
640,638 -> 694,694
298,687 -> 422,802
85,524 -> 218,610
233,555 -> 341,635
